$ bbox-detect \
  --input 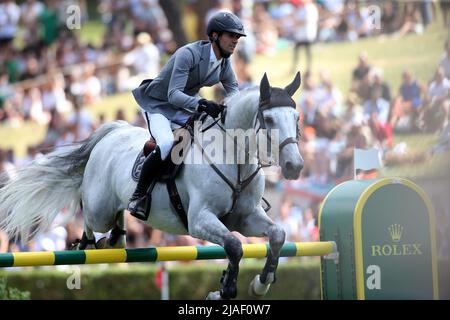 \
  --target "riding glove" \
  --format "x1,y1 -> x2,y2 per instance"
197,99 -> 224,118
